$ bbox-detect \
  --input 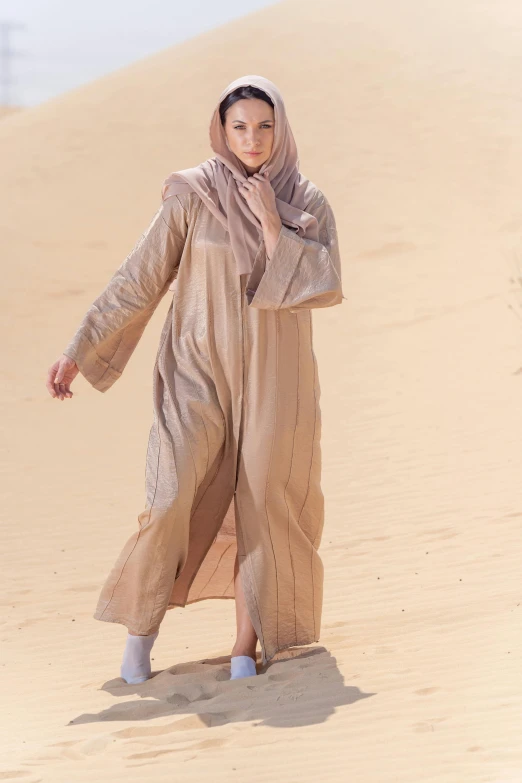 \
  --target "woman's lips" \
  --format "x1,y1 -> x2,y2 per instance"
245,152 -> 262,155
